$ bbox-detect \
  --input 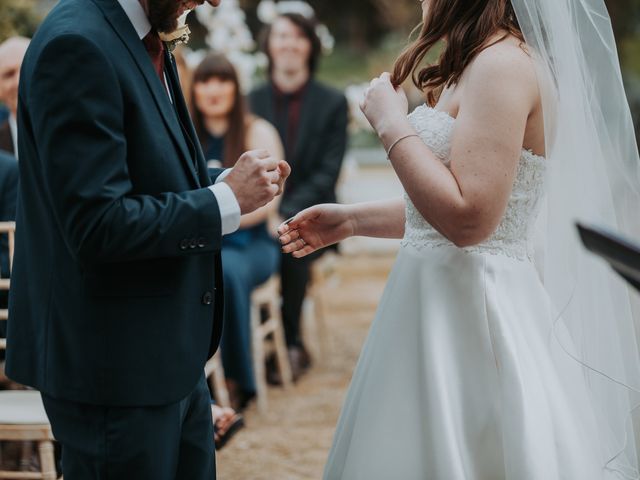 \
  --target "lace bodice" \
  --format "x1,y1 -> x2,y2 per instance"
402,105 -> 547,259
